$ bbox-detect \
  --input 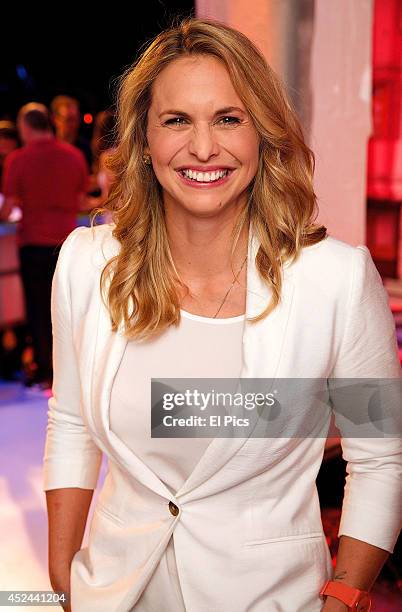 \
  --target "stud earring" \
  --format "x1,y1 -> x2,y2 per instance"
143,154 -> 152,165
